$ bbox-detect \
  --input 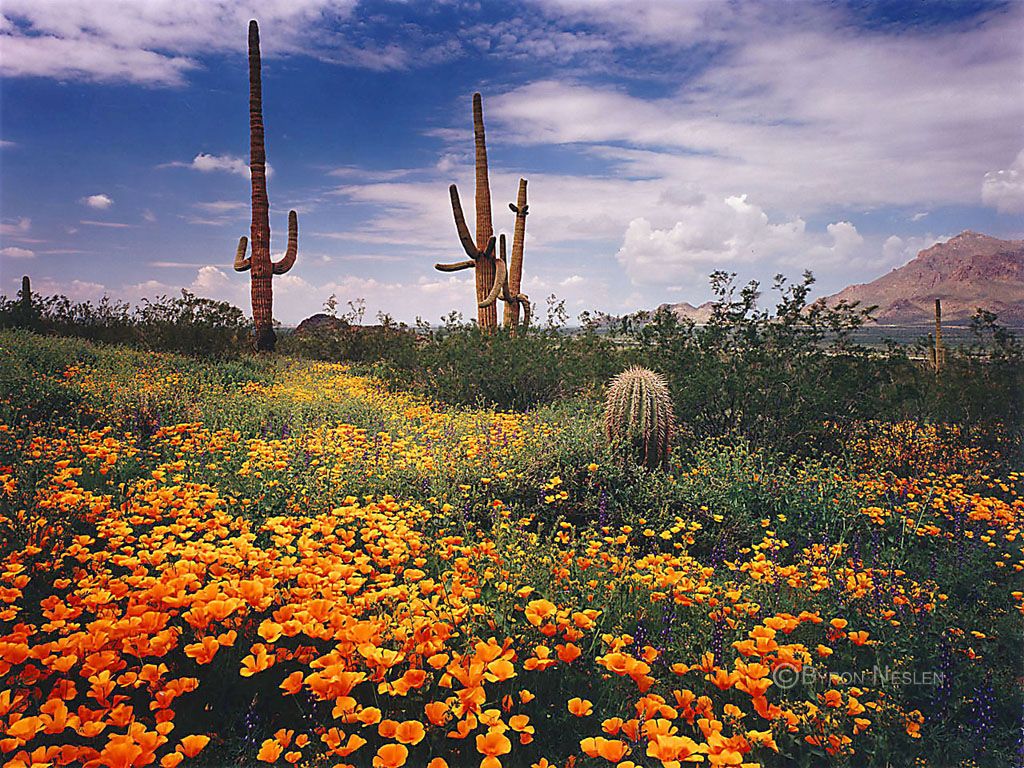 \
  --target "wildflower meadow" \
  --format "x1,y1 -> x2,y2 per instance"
0,328 -> 1021,768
